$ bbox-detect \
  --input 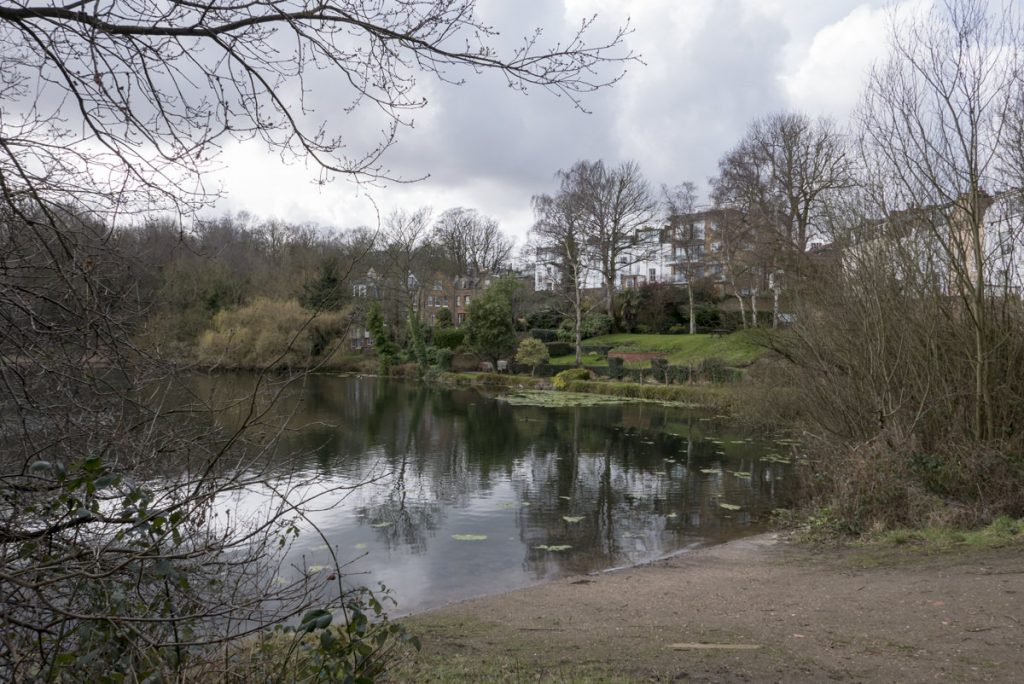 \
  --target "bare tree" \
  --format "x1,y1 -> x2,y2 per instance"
662,182 -> 702,334
711,111 -> 852,310
0,1 -> 634,678
563,160 -> 658,326
432,207 -> 514,275
531,176 -> 595,366
377,207 -> 434,333
763,0 -> 1024,530
856,0 -> 1023,440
